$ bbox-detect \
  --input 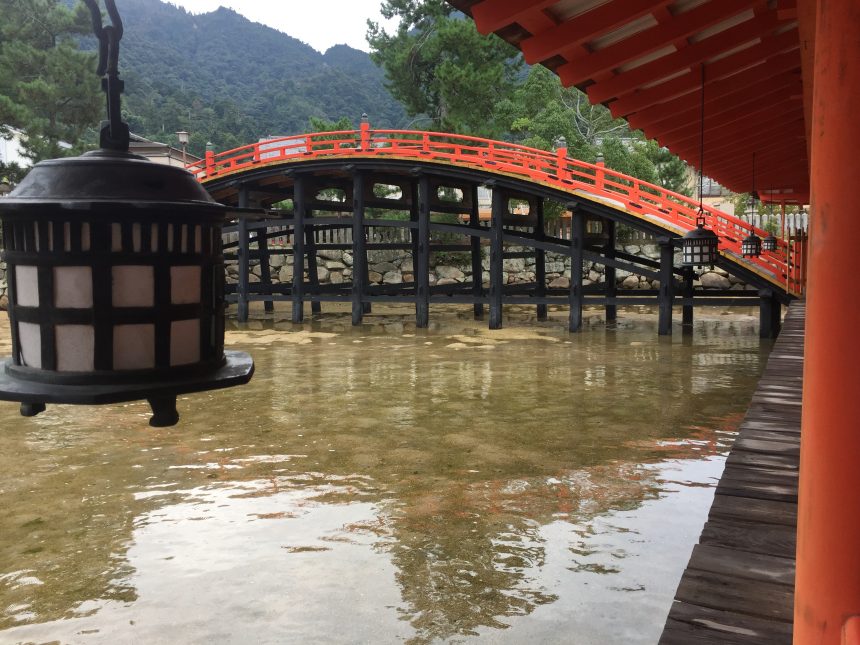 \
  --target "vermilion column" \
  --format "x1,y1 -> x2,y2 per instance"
794,1 -> 860,643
